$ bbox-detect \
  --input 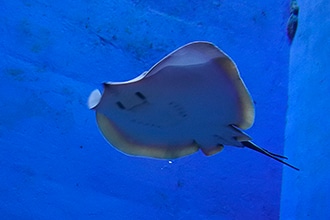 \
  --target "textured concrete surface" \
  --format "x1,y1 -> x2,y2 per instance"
0,0 -> 290,219
281,0 -> 330,219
